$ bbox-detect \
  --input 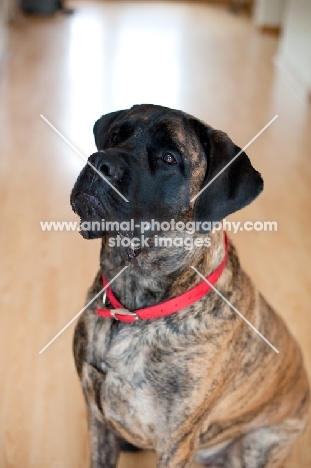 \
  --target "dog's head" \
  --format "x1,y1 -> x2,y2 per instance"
70,104 -> 263,239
